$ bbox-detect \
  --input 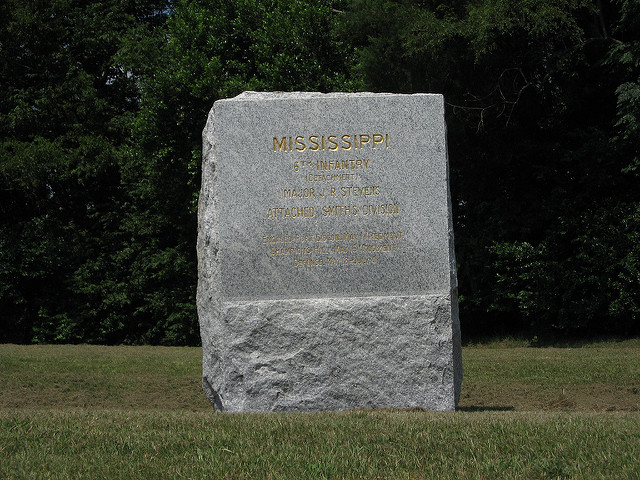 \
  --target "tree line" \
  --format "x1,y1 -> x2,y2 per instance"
1,0 -> 638,344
